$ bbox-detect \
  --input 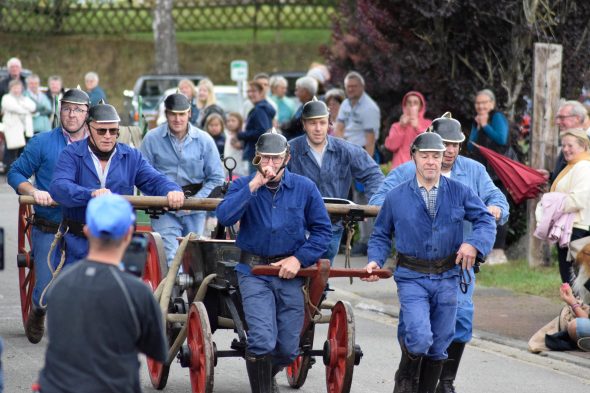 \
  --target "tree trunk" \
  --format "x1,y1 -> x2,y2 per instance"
152,0 -> 178,74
